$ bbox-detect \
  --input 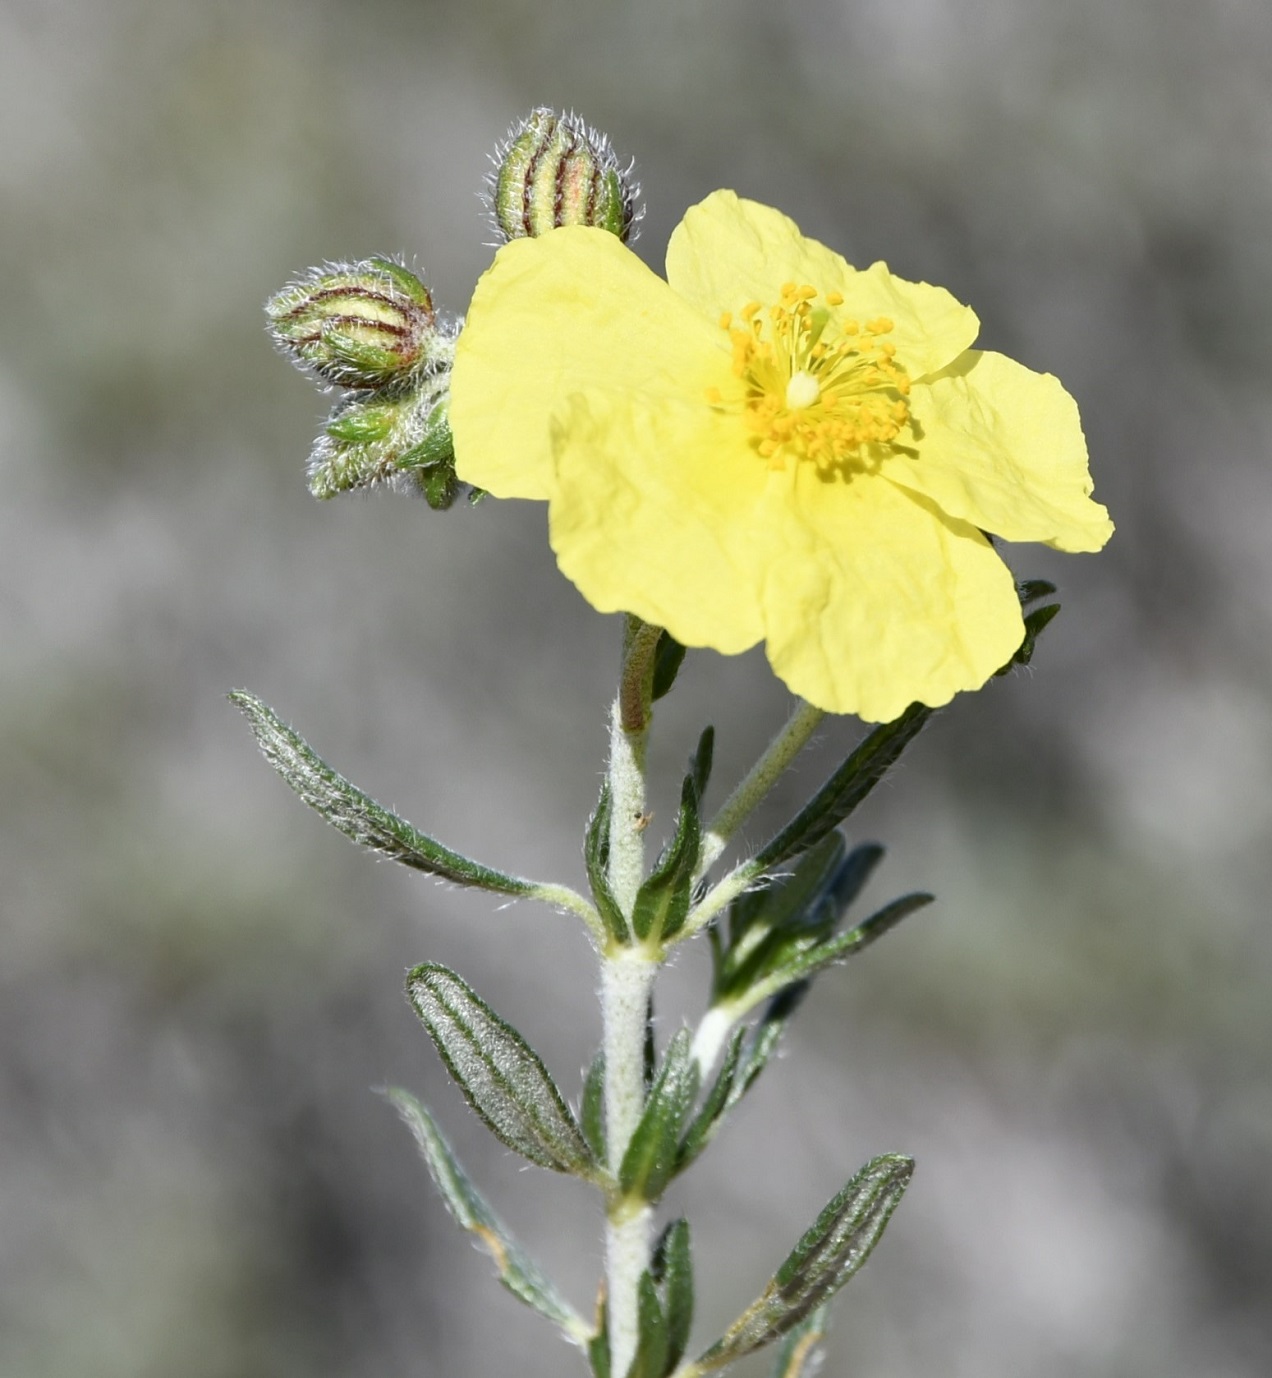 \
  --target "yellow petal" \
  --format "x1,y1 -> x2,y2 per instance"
450,226 -> 725,500
892,350 -> 1114,553
665,190 -> 980,378
759,471 -> 1025,722
547,392 -> 769,654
